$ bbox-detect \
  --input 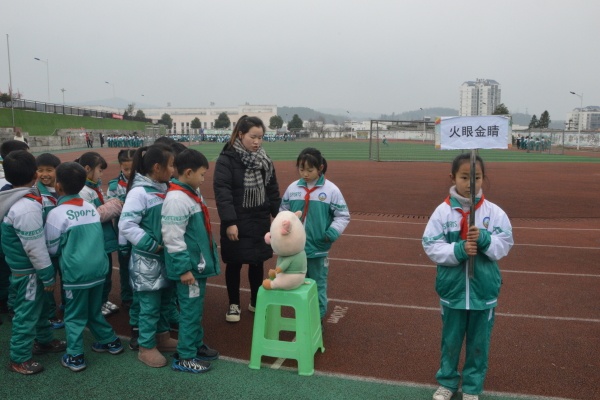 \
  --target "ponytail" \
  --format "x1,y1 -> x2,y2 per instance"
126,144 -> 173,193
